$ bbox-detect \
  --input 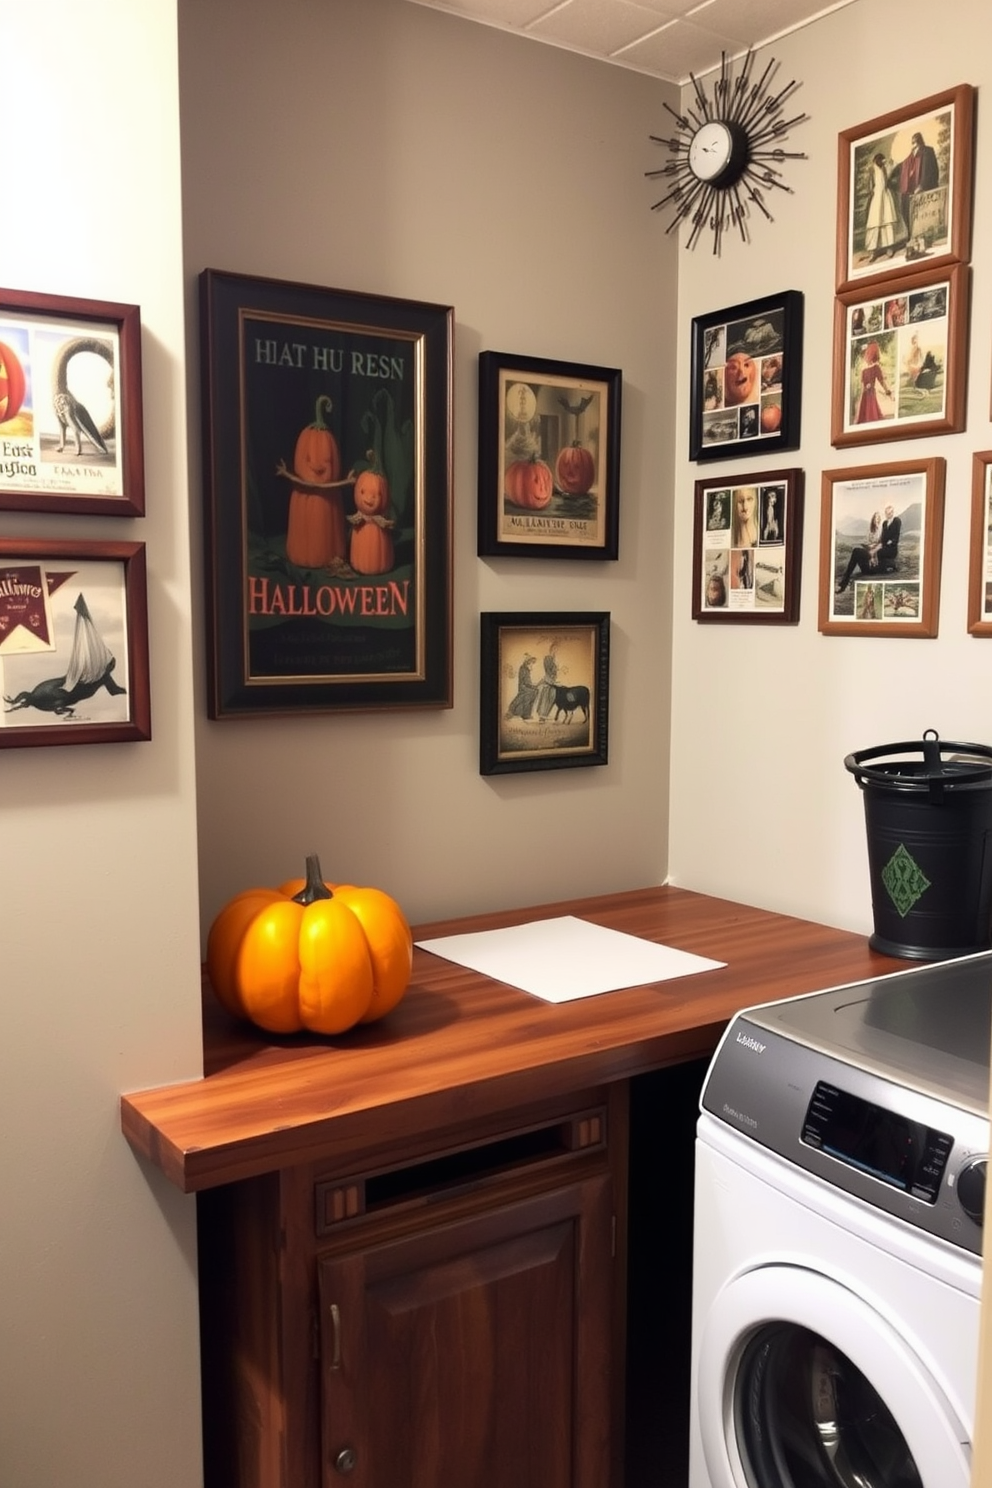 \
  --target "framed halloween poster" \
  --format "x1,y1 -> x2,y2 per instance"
199,269 -> 453,718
